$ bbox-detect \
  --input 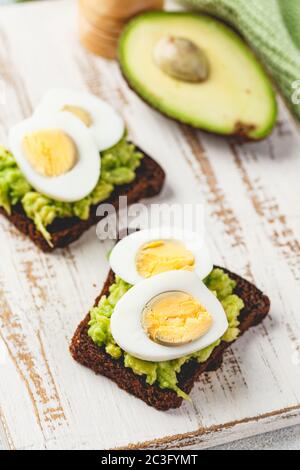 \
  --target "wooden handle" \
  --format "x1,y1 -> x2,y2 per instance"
78,0 -> 164,59
80,0 -> 164,19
